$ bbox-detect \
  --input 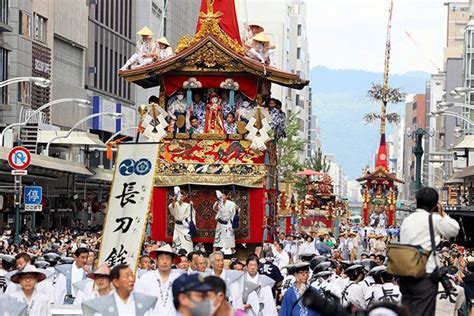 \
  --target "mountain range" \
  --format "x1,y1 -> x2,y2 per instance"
310,66 -> 430,180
